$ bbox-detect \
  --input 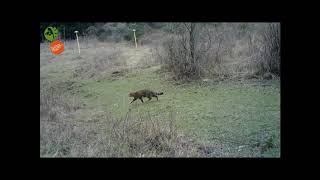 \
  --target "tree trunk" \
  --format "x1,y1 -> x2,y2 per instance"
190,23 -> 195,63
189,23 -> 196,77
